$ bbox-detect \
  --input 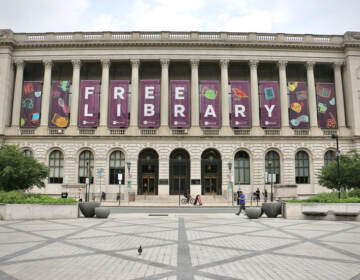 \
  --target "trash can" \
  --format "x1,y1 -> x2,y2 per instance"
61,192 -> 68,198
129,192 -> 135,201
